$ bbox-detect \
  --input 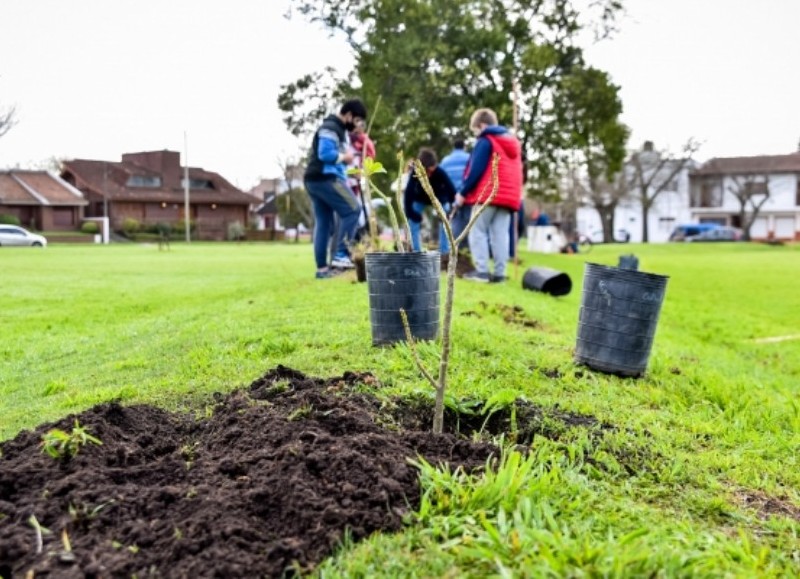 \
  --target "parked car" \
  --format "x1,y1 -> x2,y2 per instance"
685,226 -> 743,242
668,223 -> 720,241
587,228 -> 631,243
0,225 -> 48,247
